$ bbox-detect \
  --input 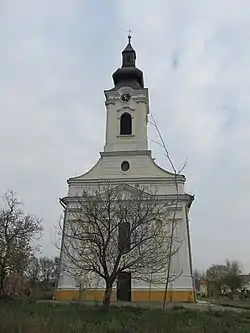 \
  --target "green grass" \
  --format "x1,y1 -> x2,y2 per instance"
1,300 -> 250,333
209,297 -> 250,310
